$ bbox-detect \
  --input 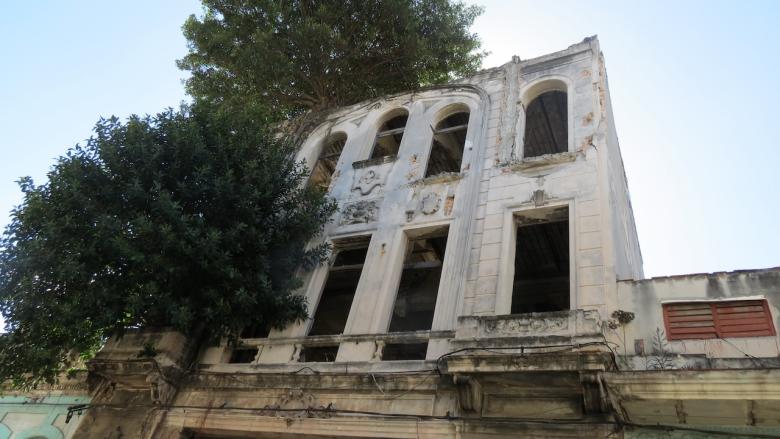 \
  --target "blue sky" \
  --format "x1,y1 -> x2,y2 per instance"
1,1 -> 778,278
